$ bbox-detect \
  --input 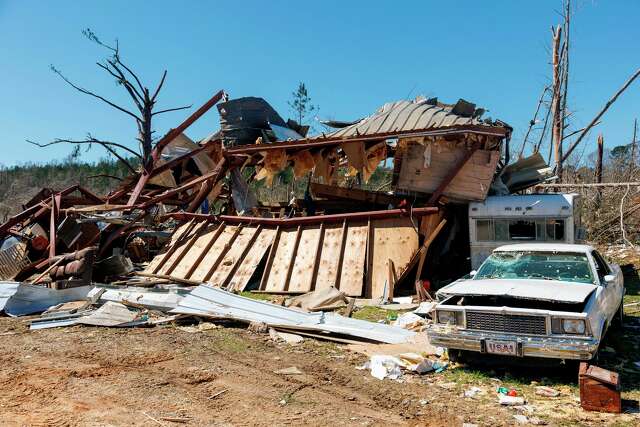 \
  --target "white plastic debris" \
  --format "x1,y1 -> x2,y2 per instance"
499,395 -> 525,405
463,386 -> 483,398
369,355 -> 403,380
